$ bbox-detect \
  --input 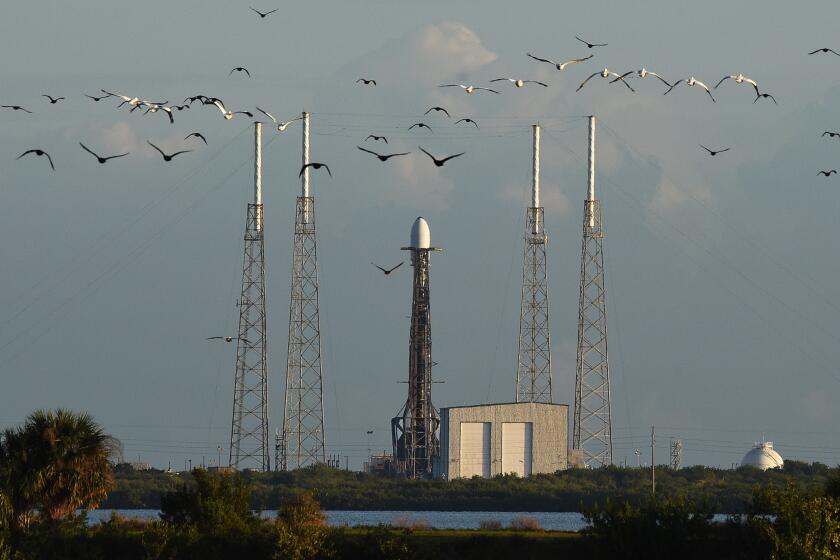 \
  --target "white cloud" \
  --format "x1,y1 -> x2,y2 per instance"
498,181 -> 569,216
101,121 -> 141,155
384,154 -> 455,211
